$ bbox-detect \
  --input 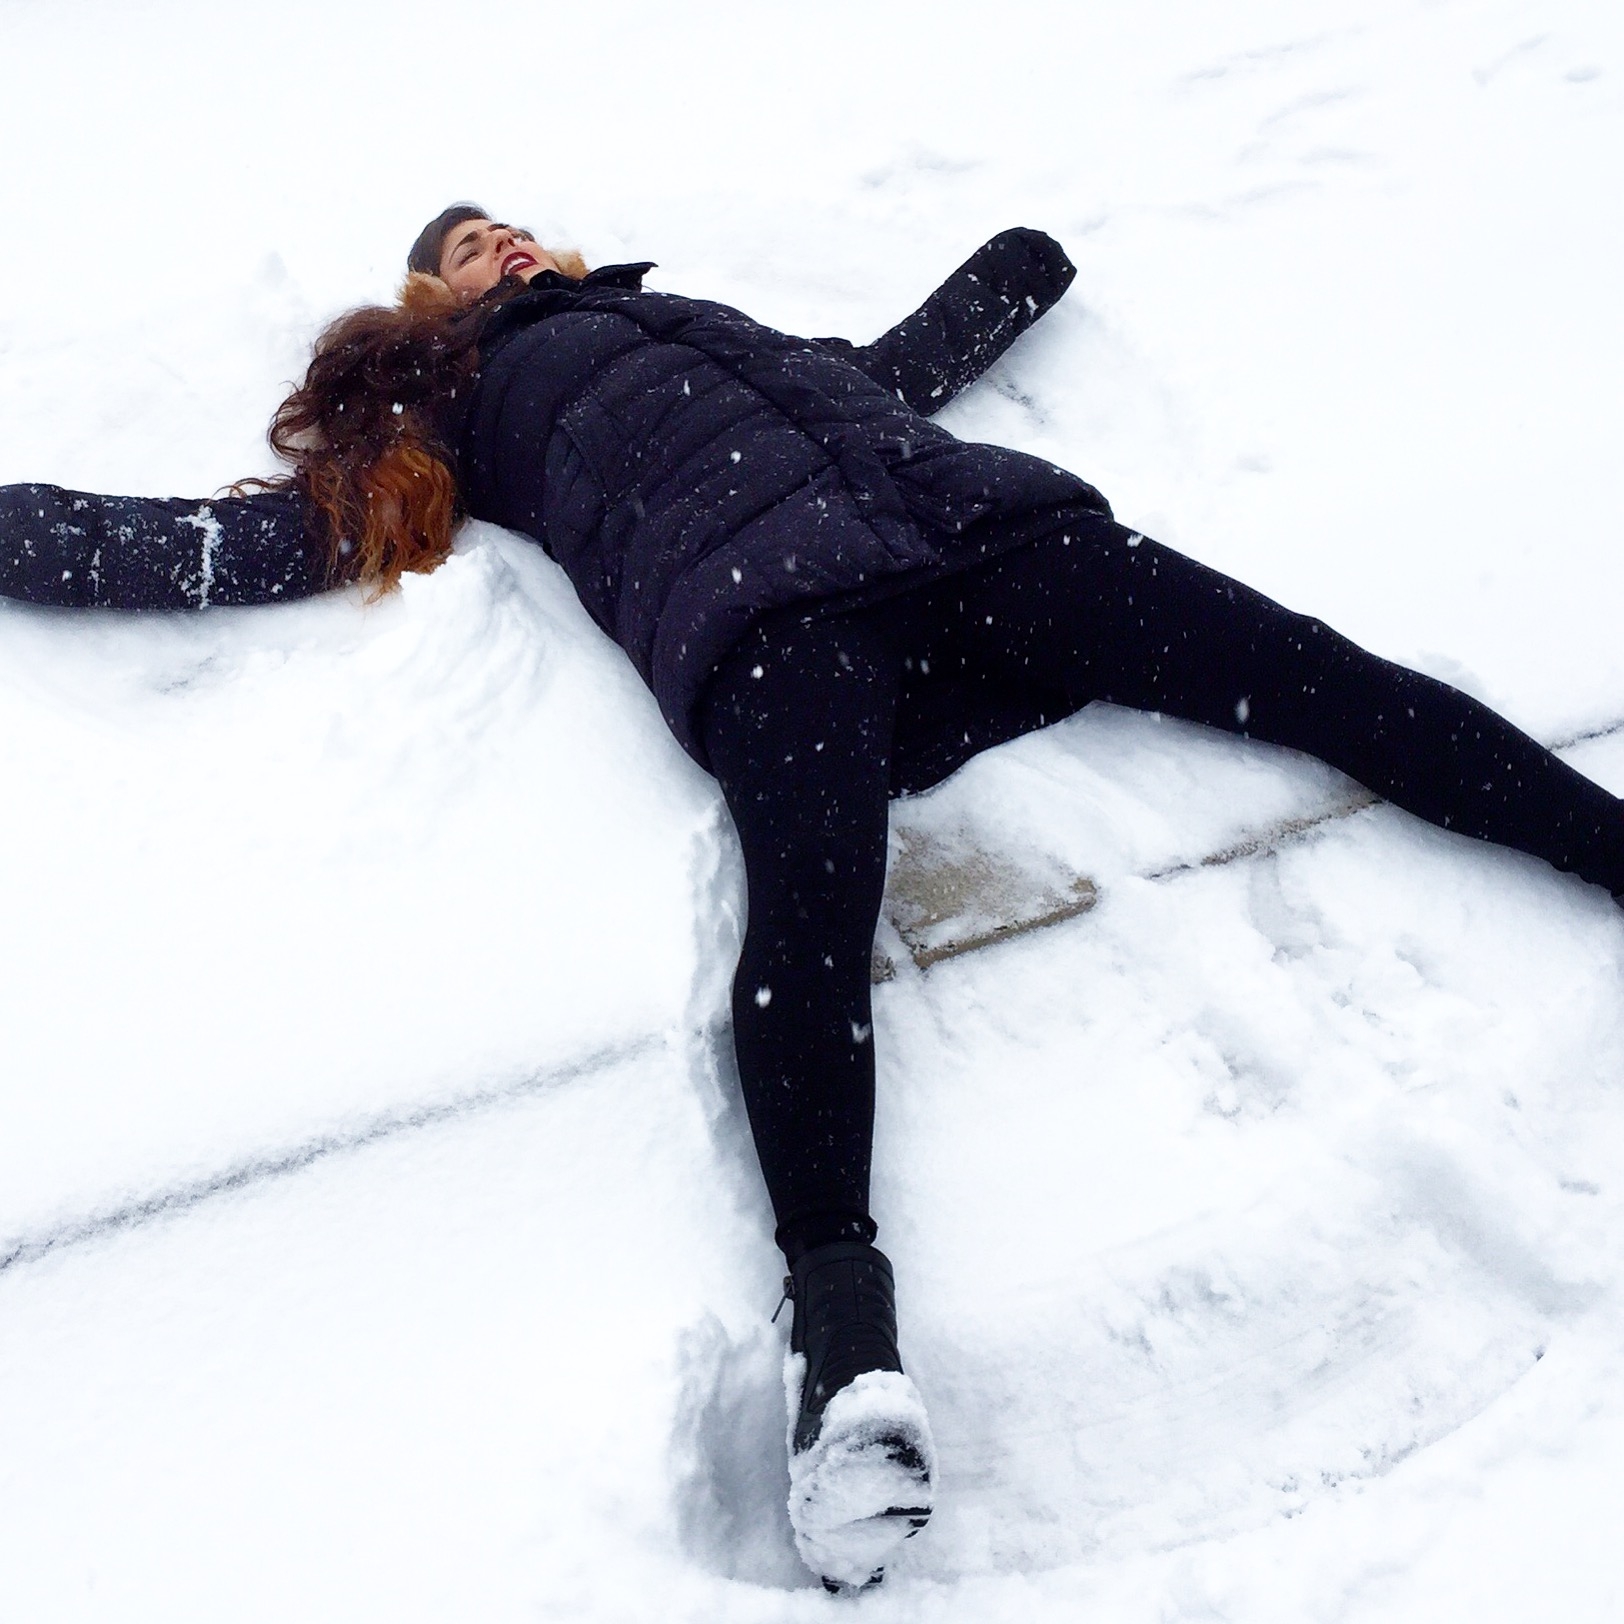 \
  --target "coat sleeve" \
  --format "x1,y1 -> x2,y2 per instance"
0,483 -> 327,610
817,227 -> 1077,416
